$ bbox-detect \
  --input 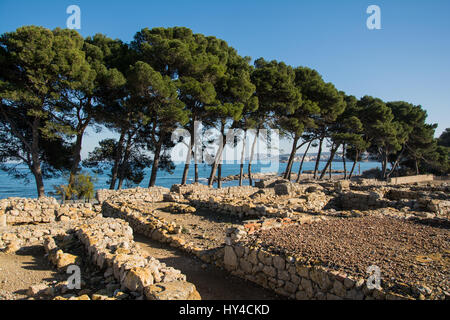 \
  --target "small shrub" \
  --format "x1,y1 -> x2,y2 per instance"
54,172 -> 96,201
